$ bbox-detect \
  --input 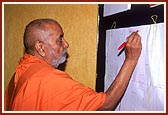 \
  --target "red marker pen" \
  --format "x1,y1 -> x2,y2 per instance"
118,42 -> 126,50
